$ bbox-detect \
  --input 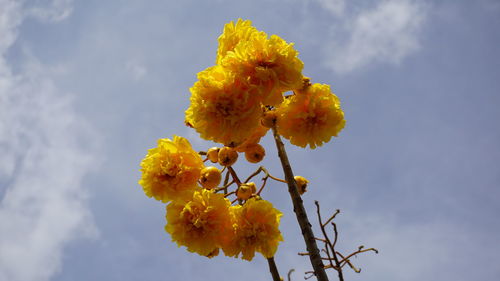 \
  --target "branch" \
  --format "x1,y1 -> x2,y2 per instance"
272,127 -> 329,281
315,201 -> 344,281
267,257 -> 281,281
